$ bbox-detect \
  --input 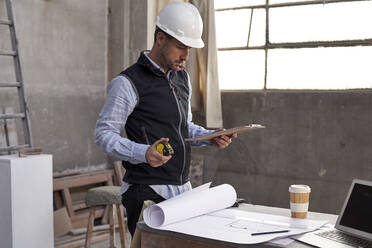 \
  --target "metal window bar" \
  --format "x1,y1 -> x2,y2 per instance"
215,0 -> 372,89
247,9 -> 254,47
264,0 -> 269,90
0,0 -> 33,153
